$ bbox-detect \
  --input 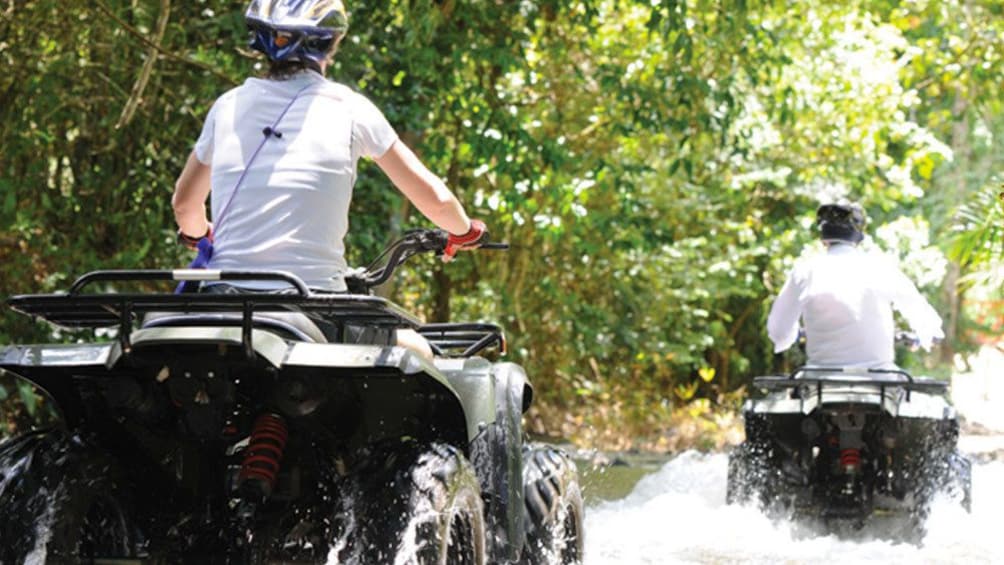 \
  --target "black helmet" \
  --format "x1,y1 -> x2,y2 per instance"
816,201 -> 866,244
